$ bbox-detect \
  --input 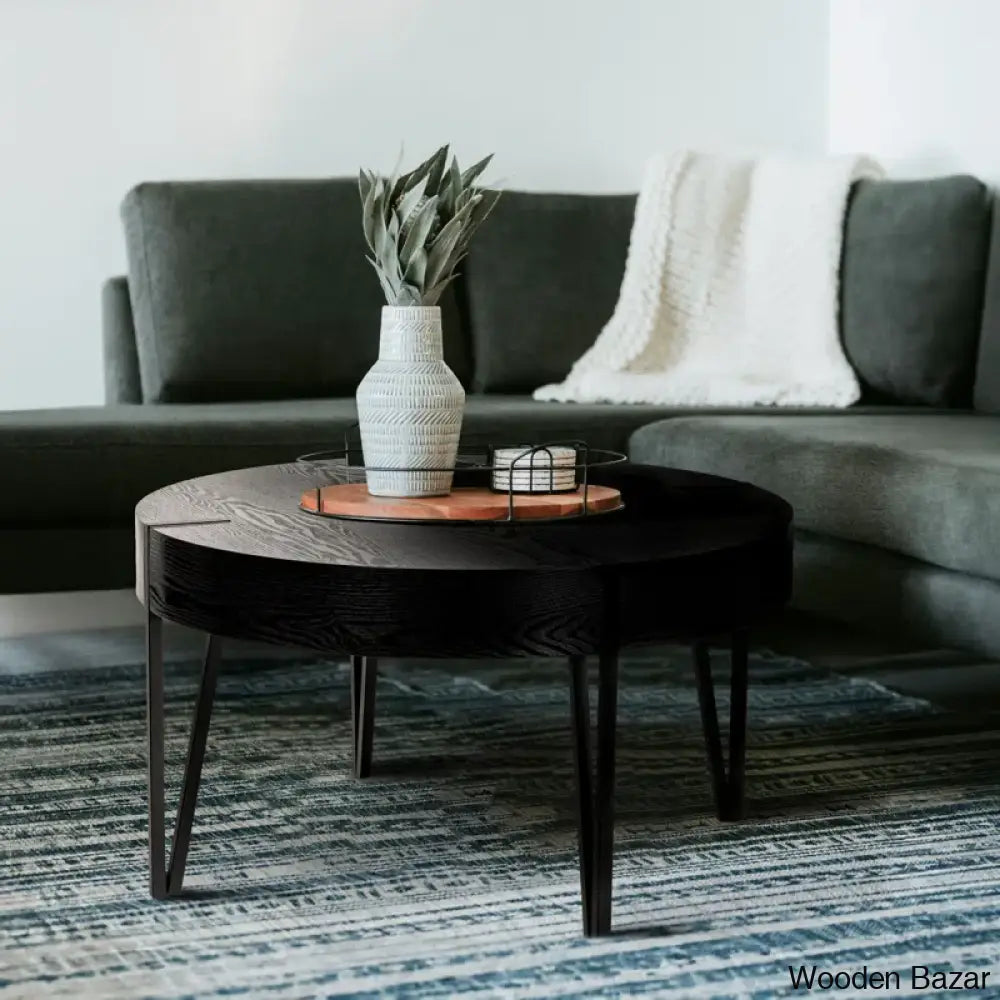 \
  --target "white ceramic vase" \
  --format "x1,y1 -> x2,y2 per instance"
356,305 -> 465,497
